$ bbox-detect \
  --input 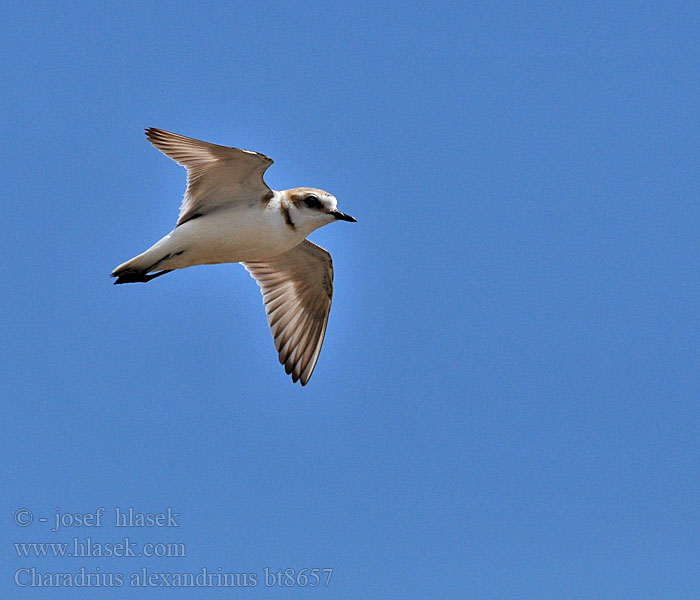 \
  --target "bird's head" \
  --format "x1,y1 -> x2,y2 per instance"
284,187 -> 356,234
